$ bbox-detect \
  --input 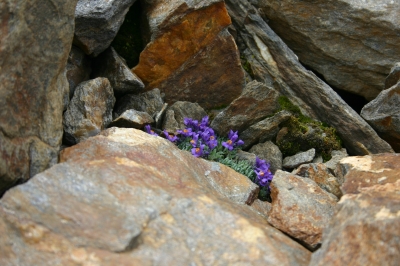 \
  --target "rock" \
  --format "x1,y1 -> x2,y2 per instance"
236,150 -> 257,166
249,141 -> 282,174
324,148 -> 348,175
240,110 -> 292,150
73,0 -> 137,56
293,163 -> 342,198
313,156 -> 323,164
0,128 -> 312,265
249,199 -> 272,219
114,88 -> 164,118
66,45 -> 91,100
92,47 -> 144,96
63,78 -> 116,144
268,171 -> 337,249
337,154 -> 400,195
133,1 -> 245,109
385,62 -> 400,89
108,110 -> 154,129
0,0 -> 78,196
162,101 -> 207,133
282,149 -> 316,169
251,0 -> 400,100
225,0 -> 394,155
154,103 -> 168,128
361,82 -> 400,152
211,80 -> 280,135
310,181 -> 400,266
